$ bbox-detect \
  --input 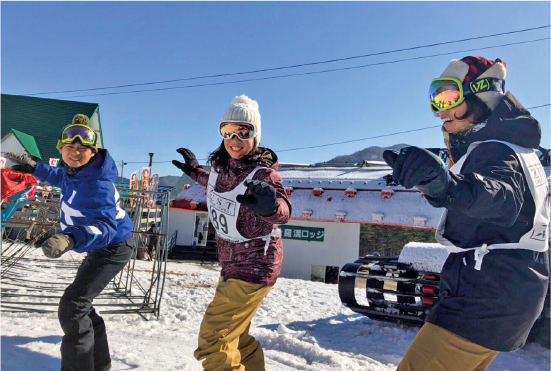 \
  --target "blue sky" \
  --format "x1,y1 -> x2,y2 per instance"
2,1 -> 550,178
